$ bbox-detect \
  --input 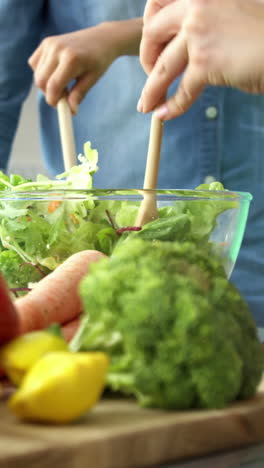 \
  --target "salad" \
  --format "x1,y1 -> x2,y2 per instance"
0,142 -> 237,293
